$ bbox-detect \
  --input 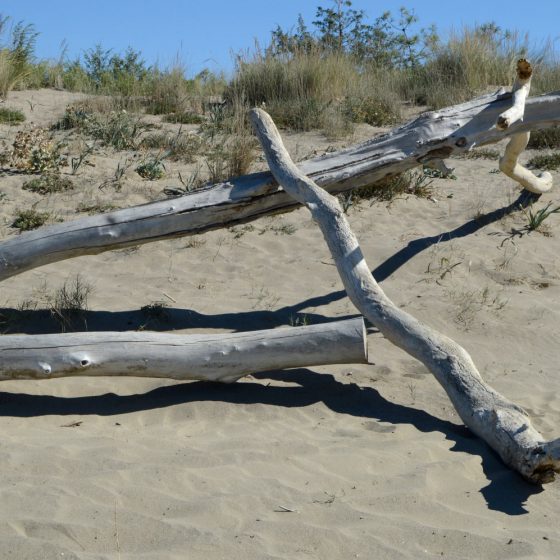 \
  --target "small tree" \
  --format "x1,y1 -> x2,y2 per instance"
83,44 -> 148,92
83,44 -> 112,89
268,1 -> 438,68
